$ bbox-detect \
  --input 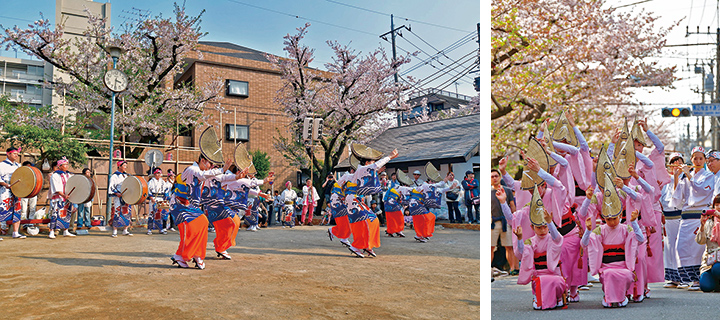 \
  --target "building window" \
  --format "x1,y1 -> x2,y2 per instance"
226,80 -> 248,97
225,124 -> 249,142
